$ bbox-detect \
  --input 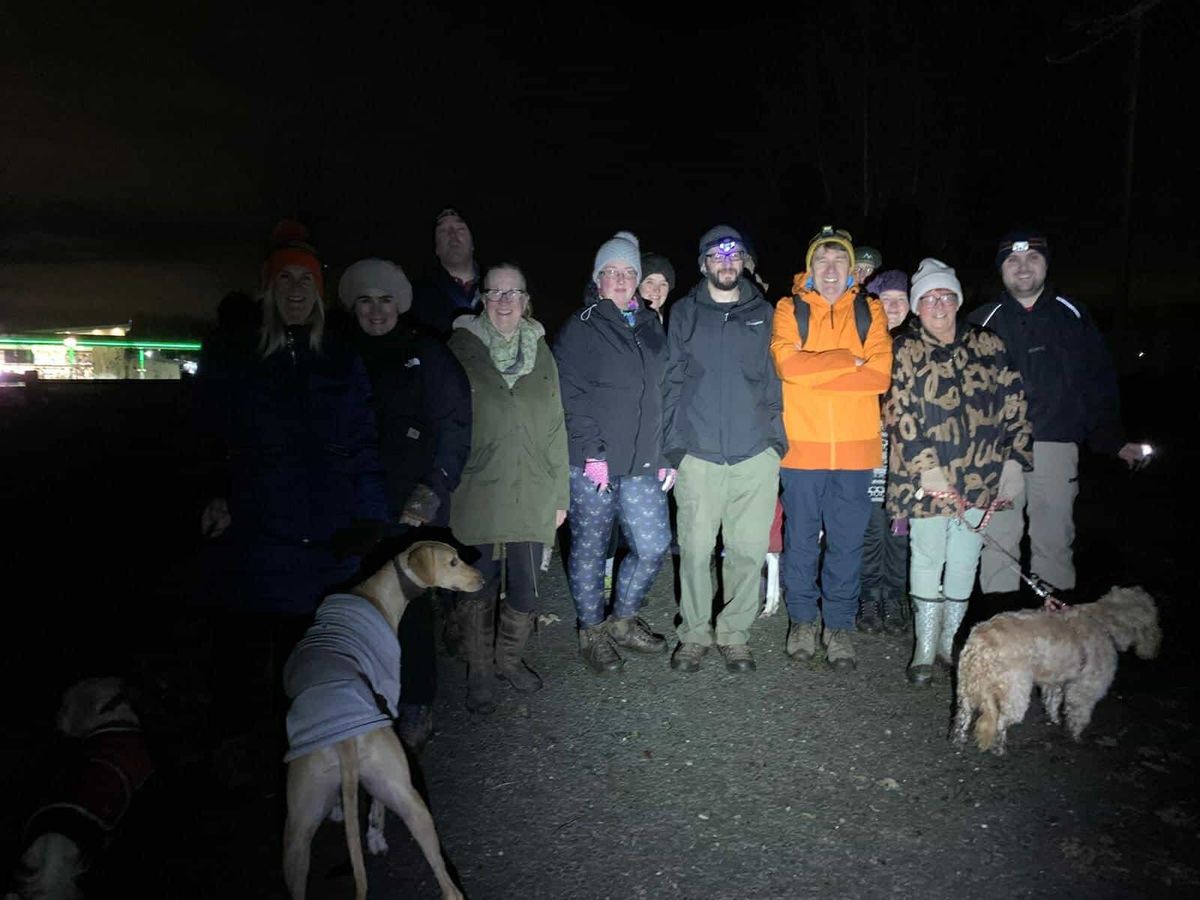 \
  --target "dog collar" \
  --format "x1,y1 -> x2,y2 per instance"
392,558 -> 429,598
